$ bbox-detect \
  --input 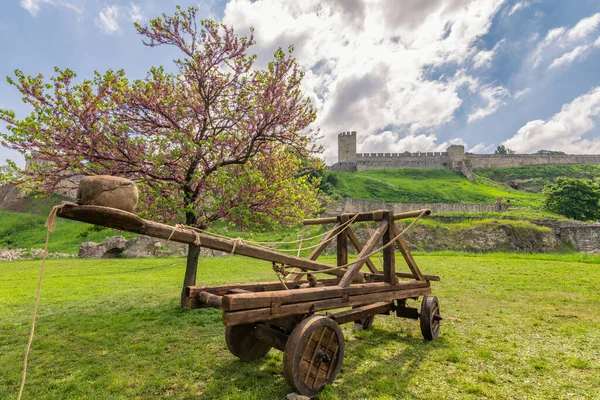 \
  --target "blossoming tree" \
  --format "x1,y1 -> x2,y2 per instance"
0,7 -> 322,306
